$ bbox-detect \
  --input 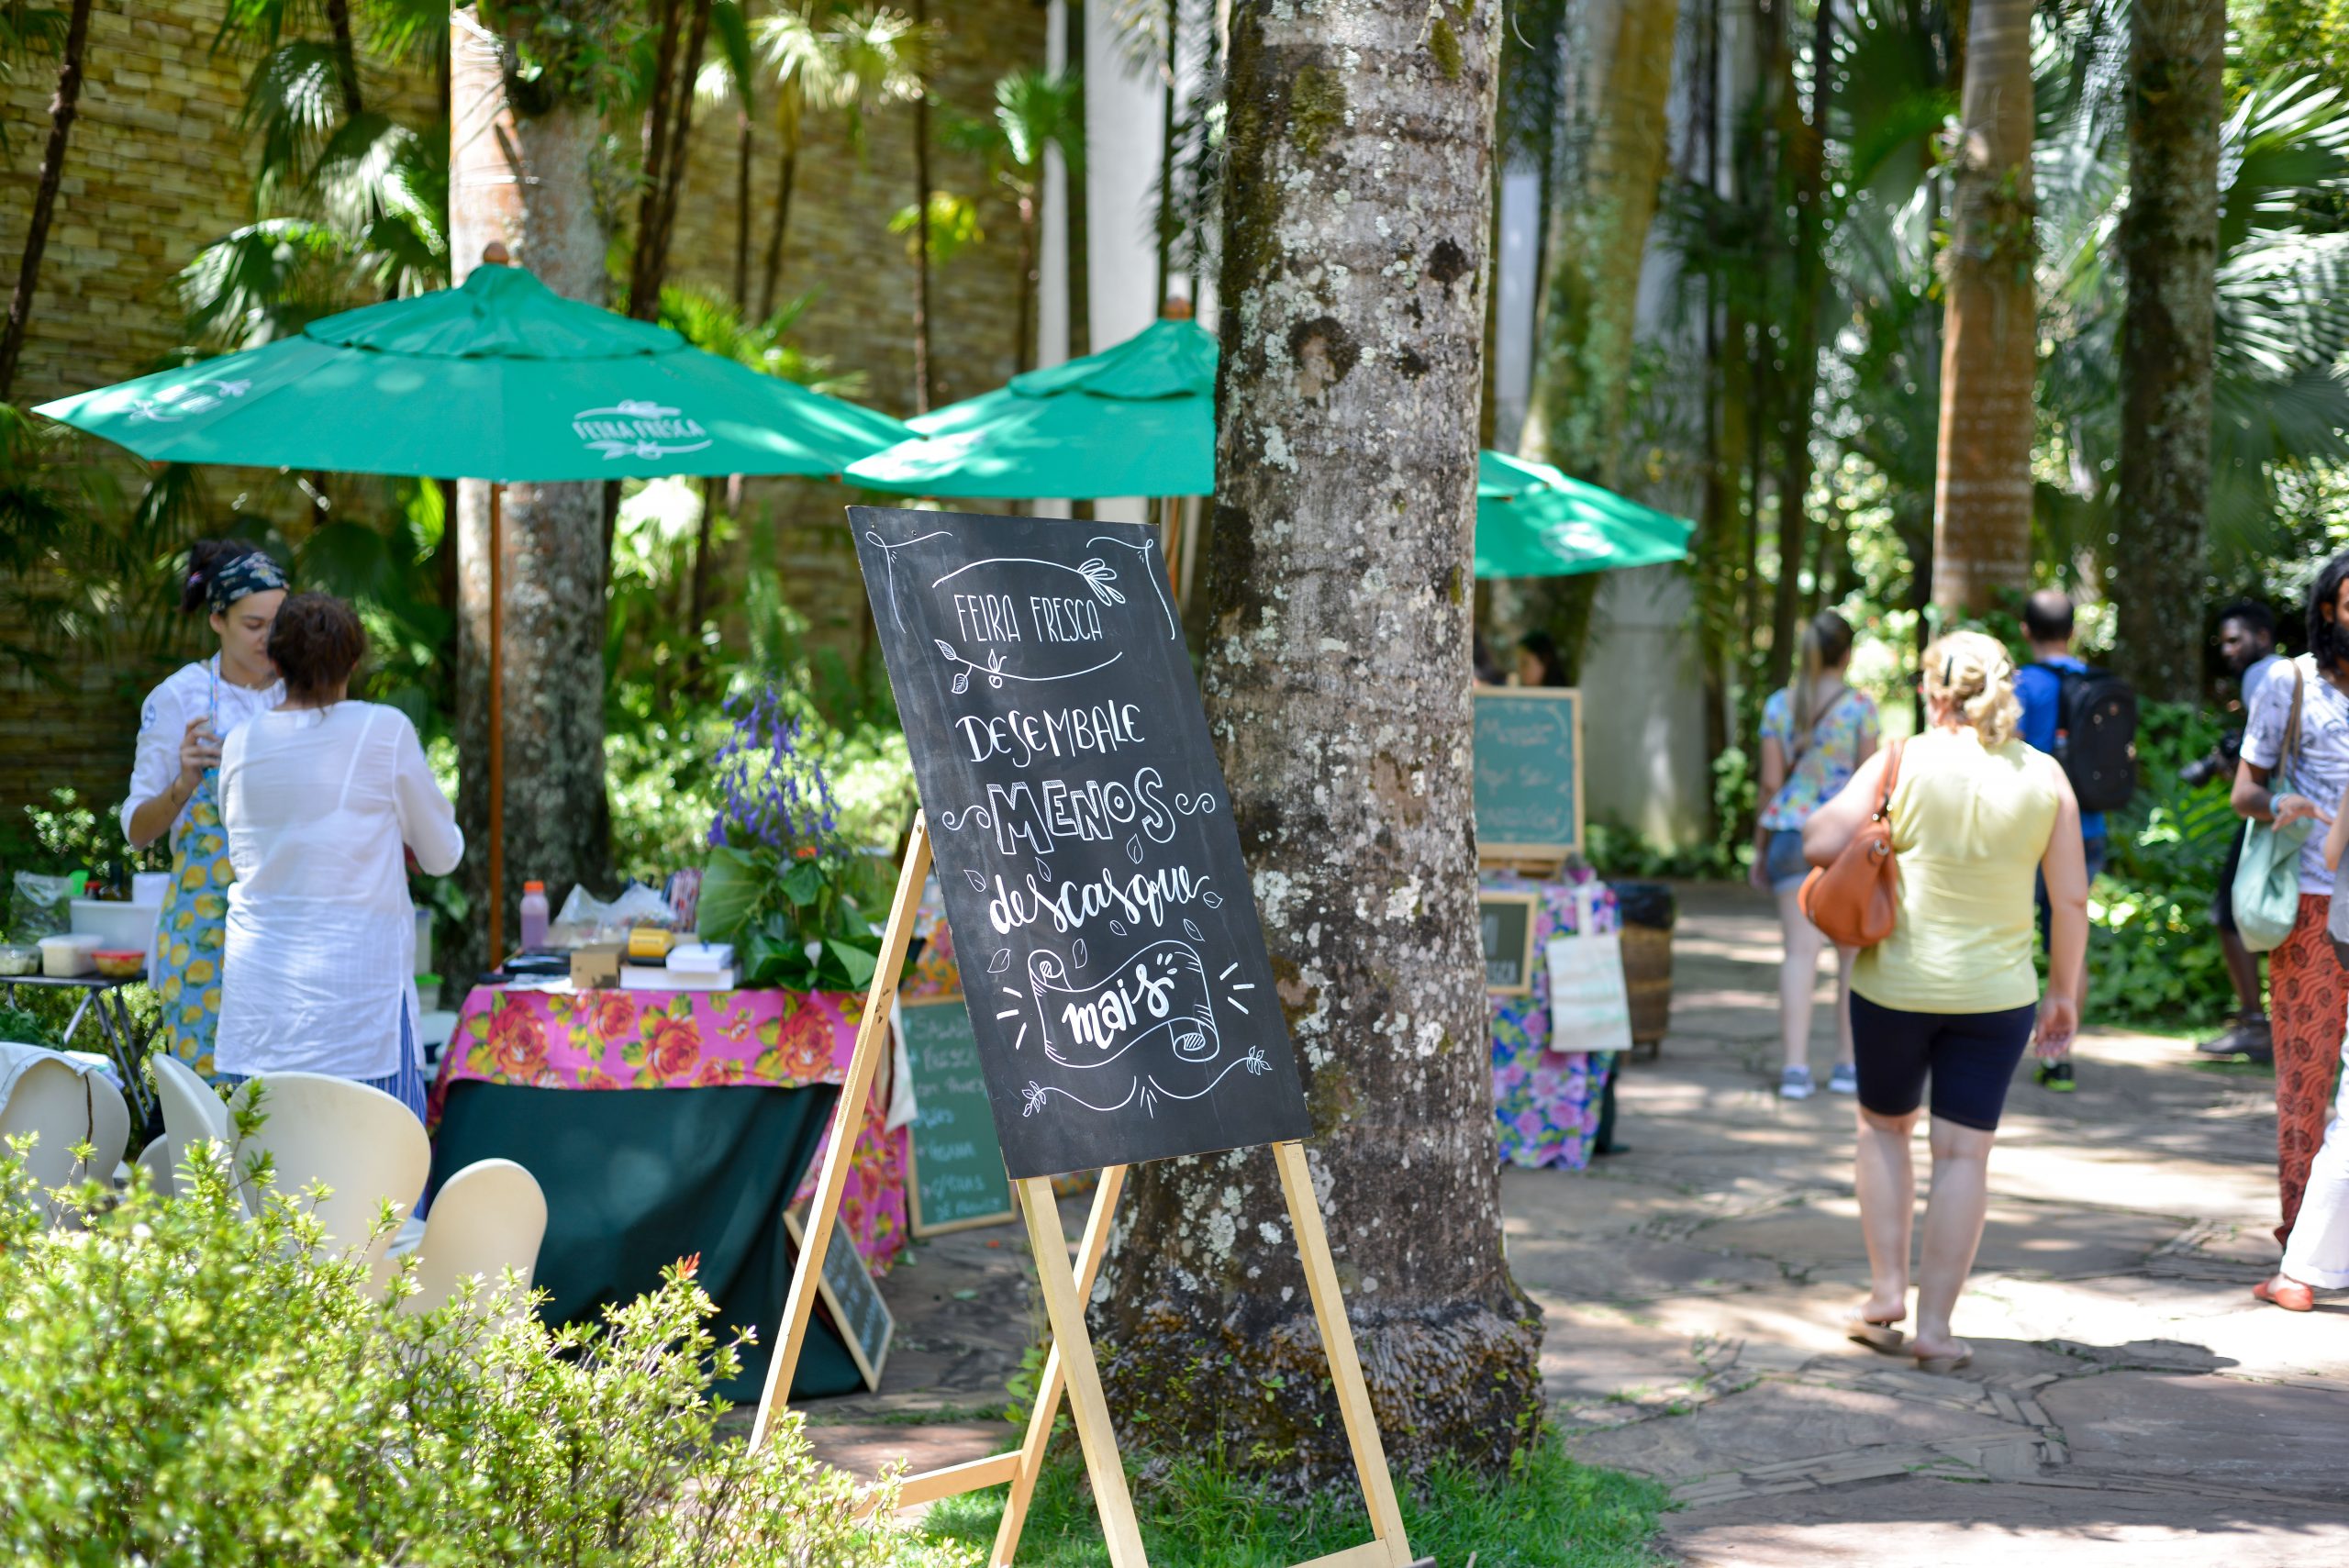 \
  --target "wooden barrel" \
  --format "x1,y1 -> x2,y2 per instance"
1620,922 -> 1674,1046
